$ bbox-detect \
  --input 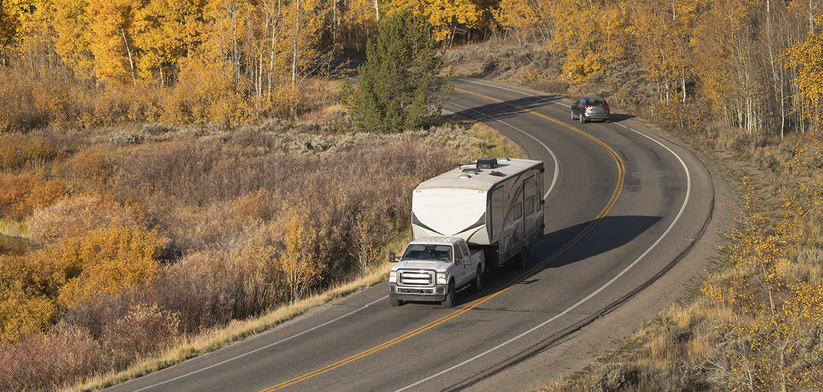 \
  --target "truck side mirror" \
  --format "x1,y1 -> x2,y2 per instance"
389,252 -> 397,262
